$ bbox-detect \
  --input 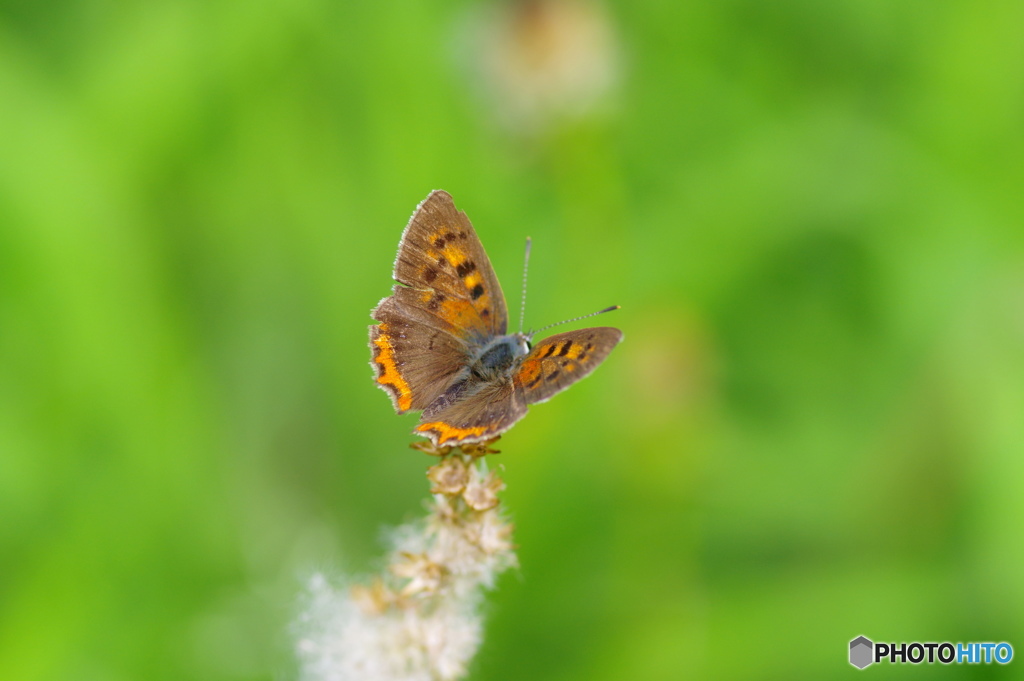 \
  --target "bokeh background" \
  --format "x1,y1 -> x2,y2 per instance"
2,1 -> 1023,679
